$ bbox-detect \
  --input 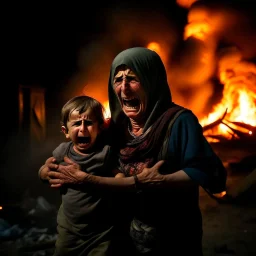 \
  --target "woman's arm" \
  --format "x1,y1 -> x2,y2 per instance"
169,111 -> 227,193
137,165 -> 194,189
47,157 -> 194,191
47,156 -> 136,190
136,111 -> 227,192
44,112 -> 226,193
